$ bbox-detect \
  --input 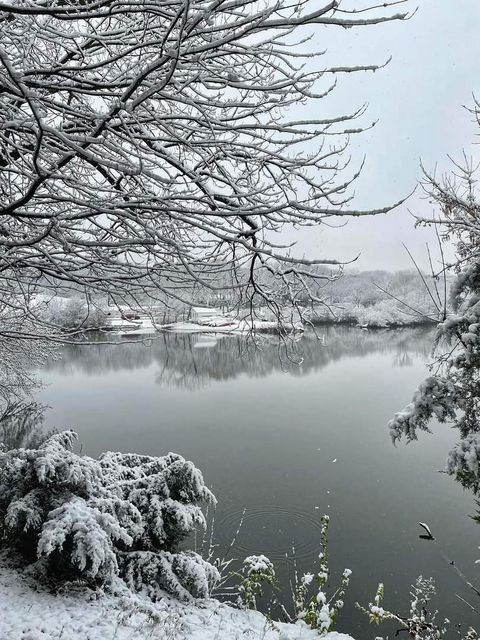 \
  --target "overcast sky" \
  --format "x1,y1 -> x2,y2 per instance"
285,0 -> 480,272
